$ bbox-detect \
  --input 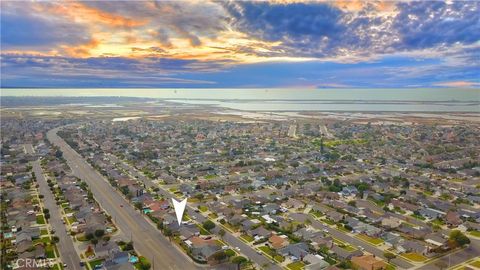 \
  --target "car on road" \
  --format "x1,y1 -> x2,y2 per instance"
63,263 -> 67,267
120,204 -> 123,207
235,247 -> 241,251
